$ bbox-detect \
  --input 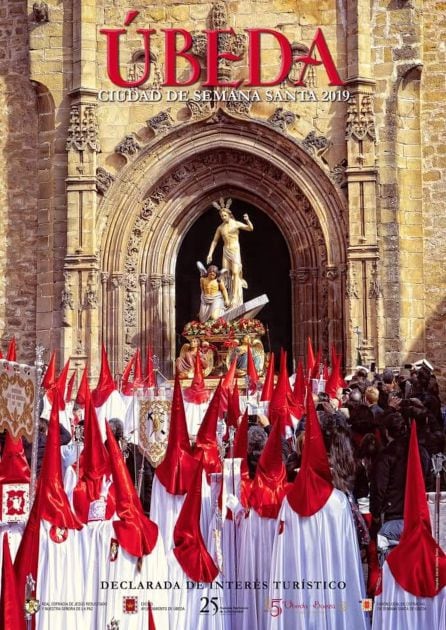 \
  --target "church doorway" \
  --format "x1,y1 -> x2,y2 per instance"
175,199 -> 293,365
